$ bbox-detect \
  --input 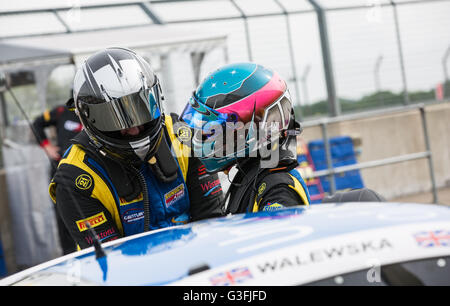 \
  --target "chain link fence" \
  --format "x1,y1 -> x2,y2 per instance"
1,0 -> 449,118
146,0 -> 450,119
